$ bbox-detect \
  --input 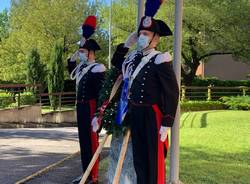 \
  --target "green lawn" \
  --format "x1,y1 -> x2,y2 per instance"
176,110 -> 250,184
98,110 -> 249,183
